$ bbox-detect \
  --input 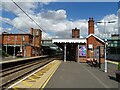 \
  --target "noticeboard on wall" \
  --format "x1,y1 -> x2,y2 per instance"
88,44 -> 93,49
79,46 -> 86,56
